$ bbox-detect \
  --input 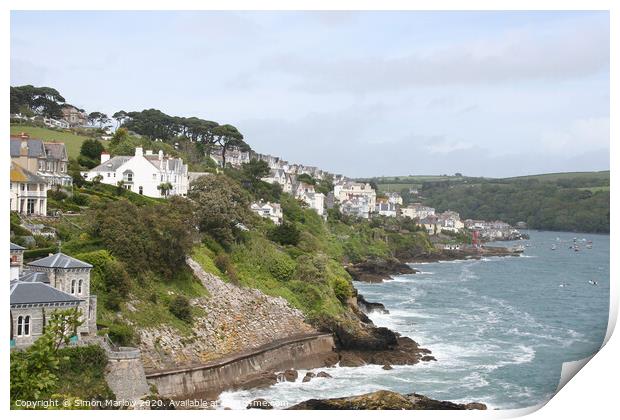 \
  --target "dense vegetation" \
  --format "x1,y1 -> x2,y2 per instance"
364,172 -> 610,233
